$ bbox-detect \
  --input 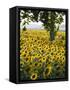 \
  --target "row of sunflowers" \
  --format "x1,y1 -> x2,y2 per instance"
20,30 -> 66,80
